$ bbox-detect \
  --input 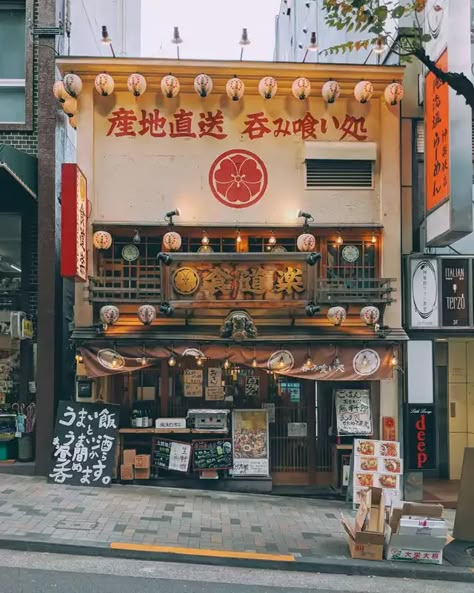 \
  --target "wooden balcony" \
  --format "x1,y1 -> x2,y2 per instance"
314,278 -> 395,305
